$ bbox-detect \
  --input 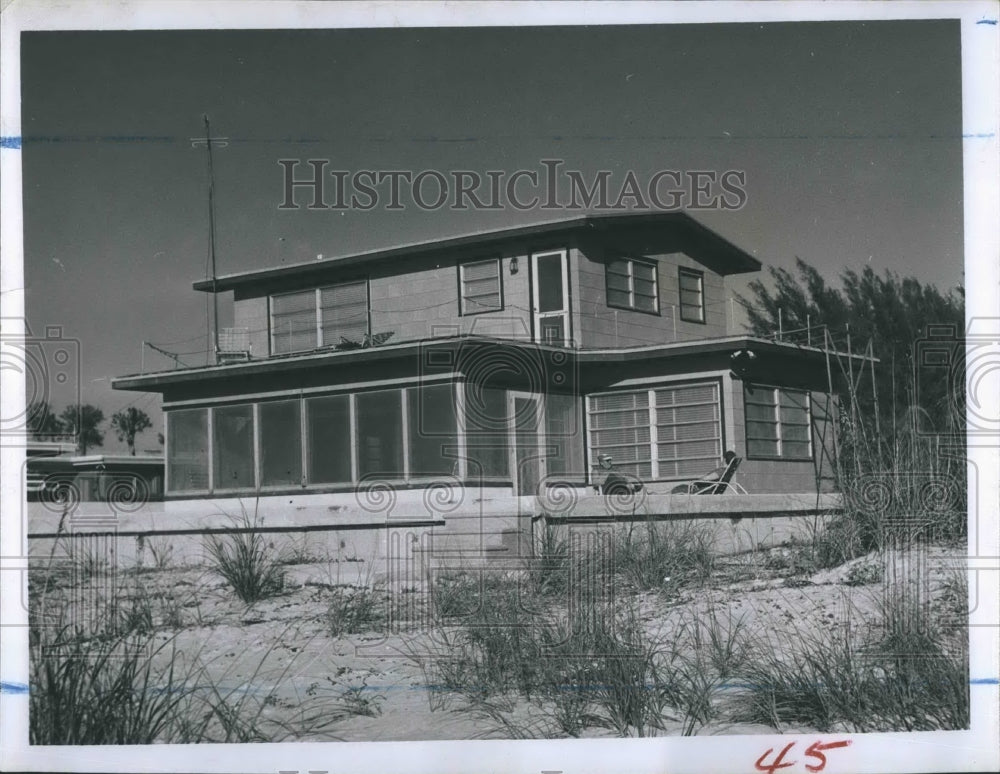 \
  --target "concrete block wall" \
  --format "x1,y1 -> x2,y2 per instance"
574,242 -> 729,349
369,252 -> 532,343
